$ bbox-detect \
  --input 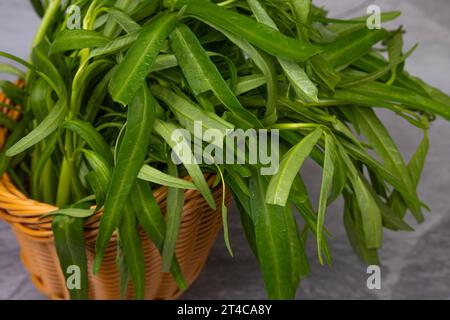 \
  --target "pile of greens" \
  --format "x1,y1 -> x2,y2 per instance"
0,0 -> 449,299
